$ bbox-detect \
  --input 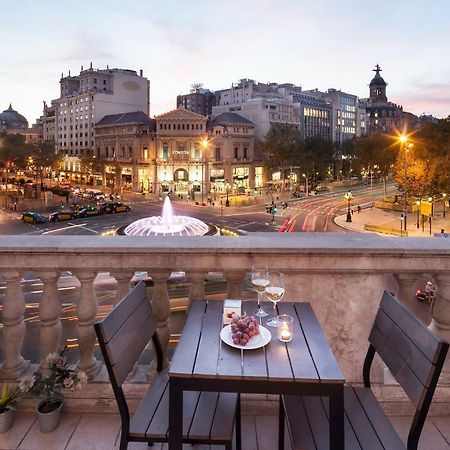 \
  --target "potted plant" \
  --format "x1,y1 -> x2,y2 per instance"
0,381 -> 30,433
26,347 -> 87,432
